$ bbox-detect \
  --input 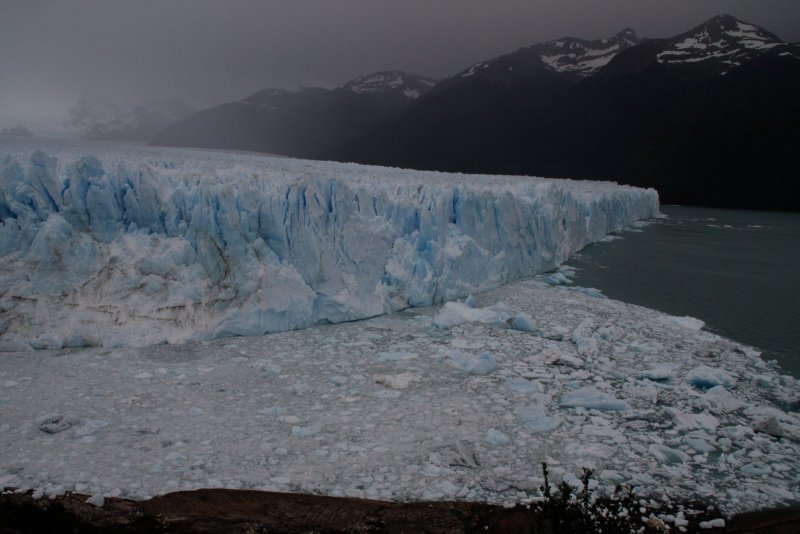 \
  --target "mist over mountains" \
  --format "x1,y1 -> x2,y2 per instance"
151,72 -> 436,158
66,97 -> 196,141
141,14 -> 798,211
